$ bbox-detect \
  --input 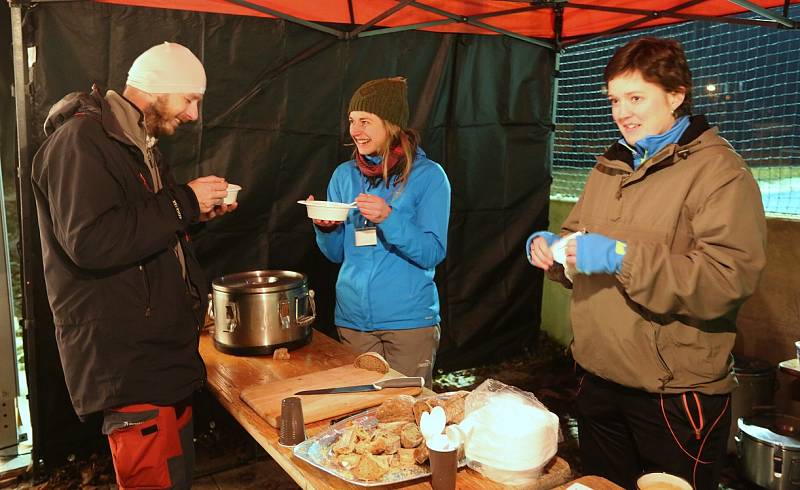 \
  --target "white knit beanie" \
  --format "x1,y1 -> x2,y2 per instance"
126,42 -> 206,94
